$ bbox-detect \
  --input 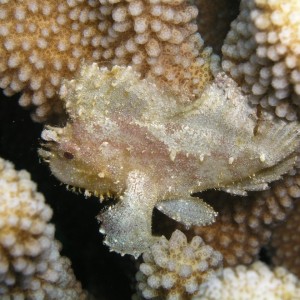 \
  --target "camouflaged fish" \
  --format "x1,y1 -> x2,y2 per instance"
39,63 -> 300,257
